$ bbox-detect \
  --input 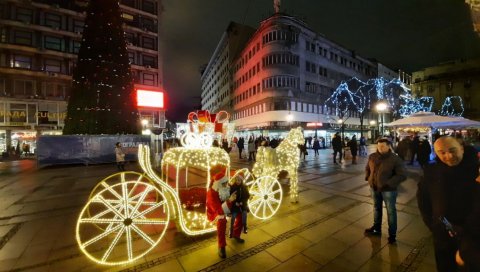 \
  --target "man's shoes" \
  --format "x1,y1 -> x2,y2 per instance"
218,247 -> 226,258
234,237 -> 245,243
243,228 -> 248,234
364,226 -> 381,235
388,235 -> 396,244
